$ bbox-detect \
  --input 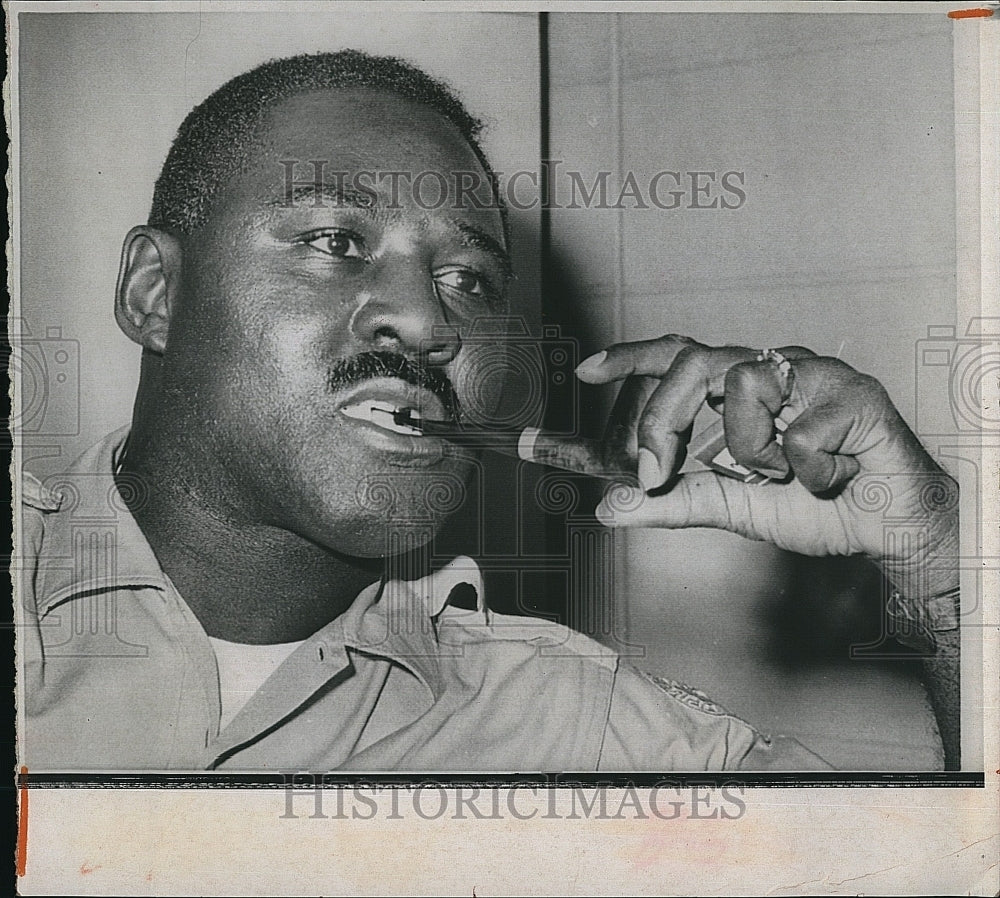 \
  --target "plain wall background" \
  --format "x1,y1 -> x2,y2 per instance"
14,9 -> 965,768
